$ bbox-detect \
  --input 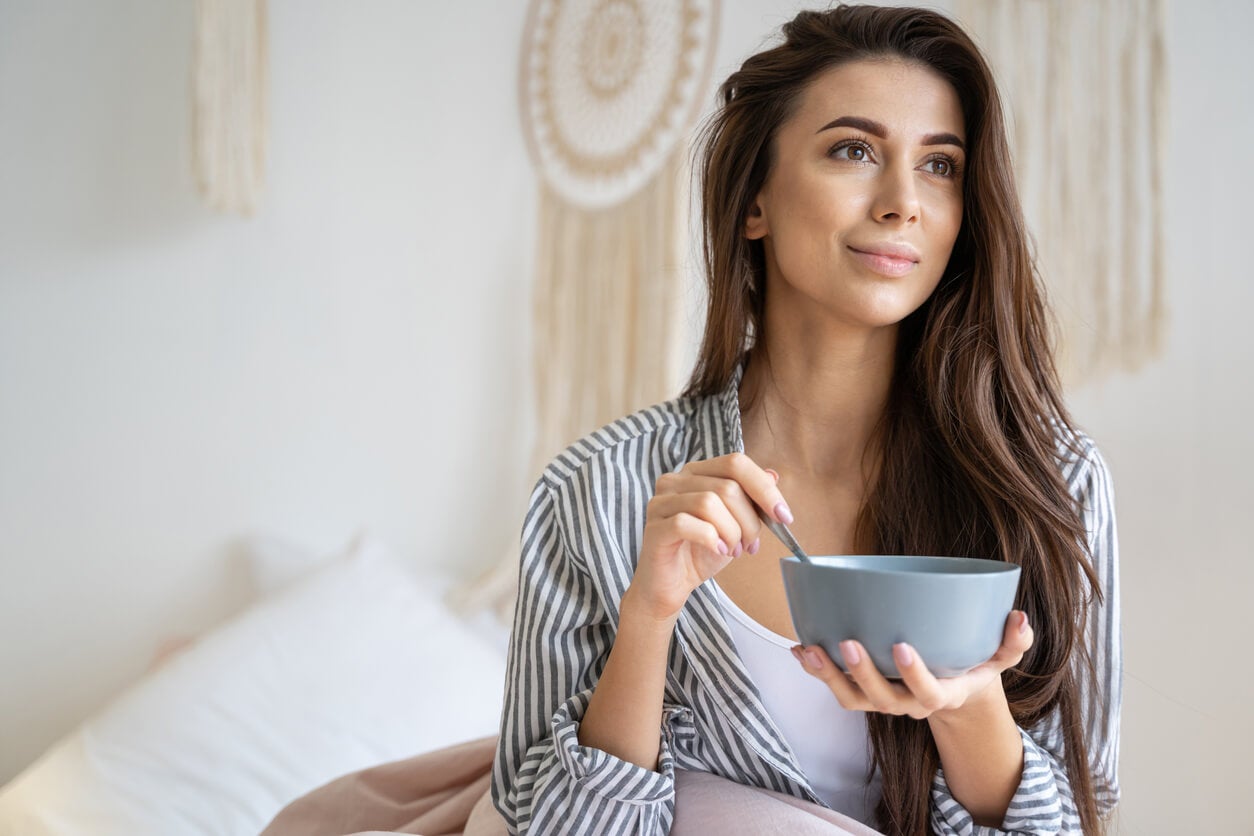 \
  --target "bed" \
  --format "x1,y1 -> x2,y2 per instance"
0,532 -> 510,836
0,532 -> 879,836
